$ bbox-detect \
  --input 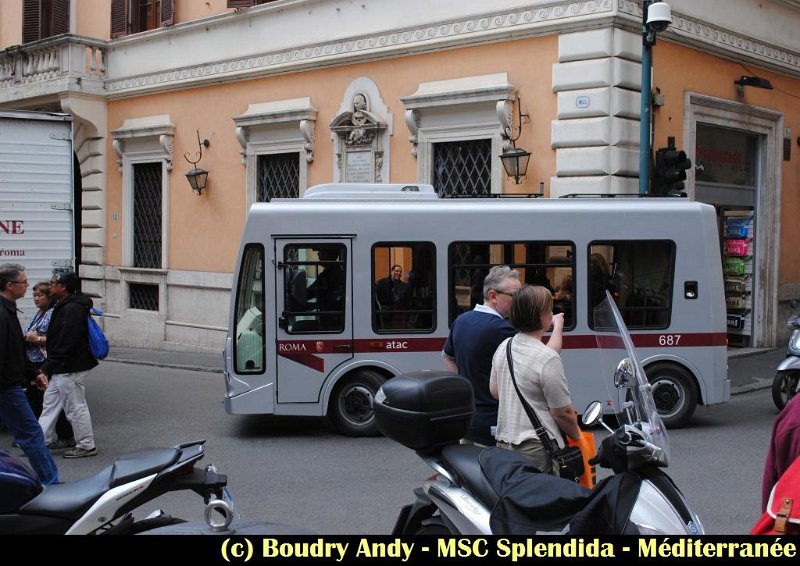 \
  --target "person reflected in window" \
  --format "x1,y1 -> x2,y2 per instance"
590,253 -> 612,308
